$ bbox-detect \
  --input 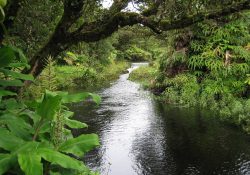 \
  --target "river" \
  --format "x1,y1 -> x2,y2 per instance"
70,63 -> 250,175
